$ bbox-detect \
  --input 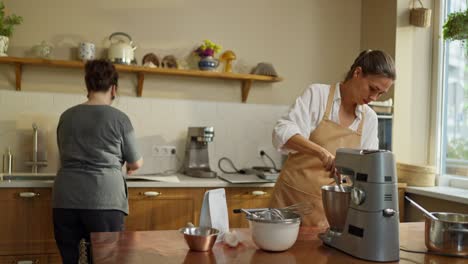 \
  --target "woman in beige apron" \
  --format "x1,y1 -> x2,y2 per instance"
270,50 -> 396,227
